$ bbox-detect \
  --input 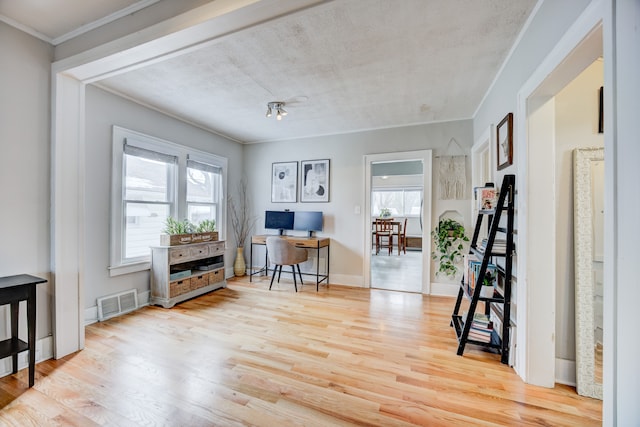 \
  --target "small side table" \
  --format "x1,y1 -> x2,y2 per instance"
0,274 -> 47,387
